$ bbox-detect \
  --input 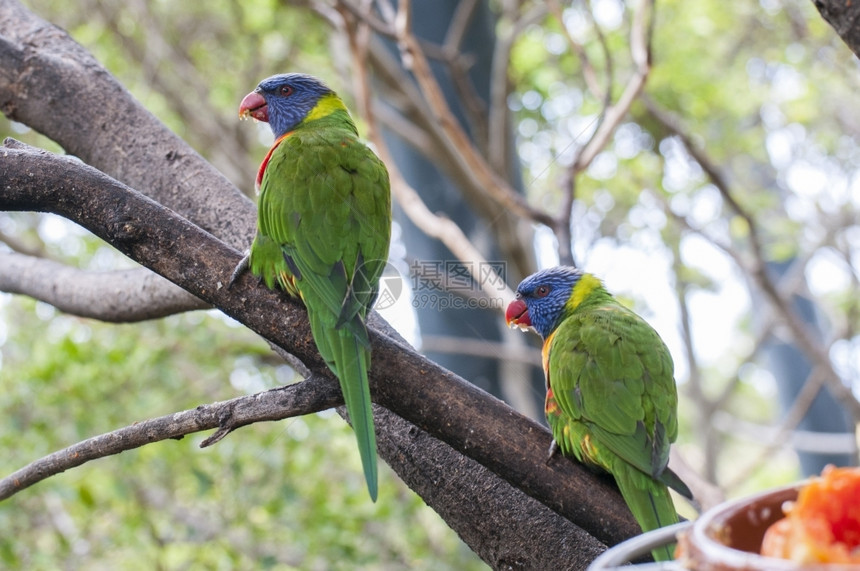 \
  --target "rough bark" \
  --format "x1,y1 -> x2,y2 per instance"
376,408 -> 606,570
